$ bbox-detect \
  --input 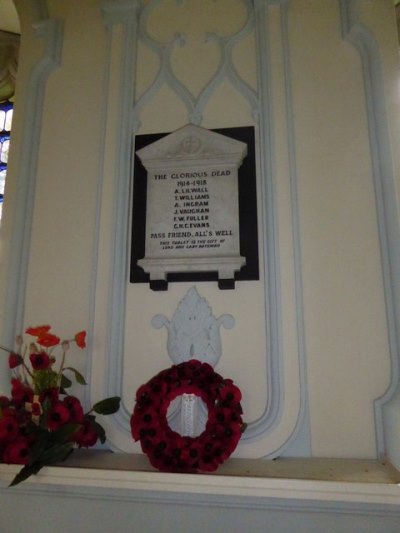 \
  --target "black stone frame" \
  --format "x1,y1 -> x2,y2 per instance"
130,126 -> 259,289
